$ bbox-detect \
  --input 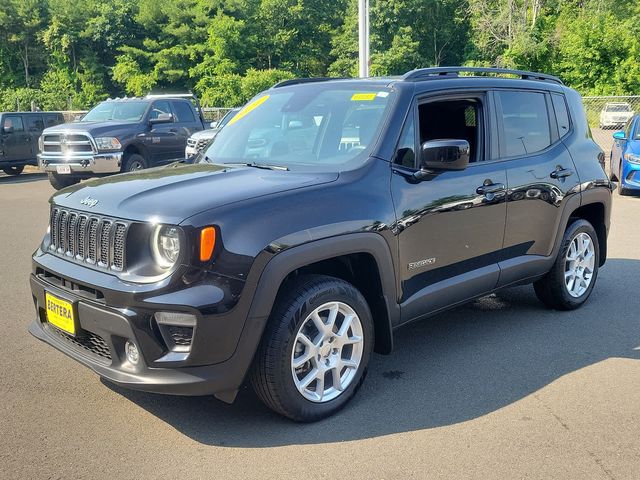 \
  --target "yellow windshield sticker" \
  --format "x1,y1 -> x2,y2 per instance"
228,95 -> 270,125
351,93 -> 377,101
